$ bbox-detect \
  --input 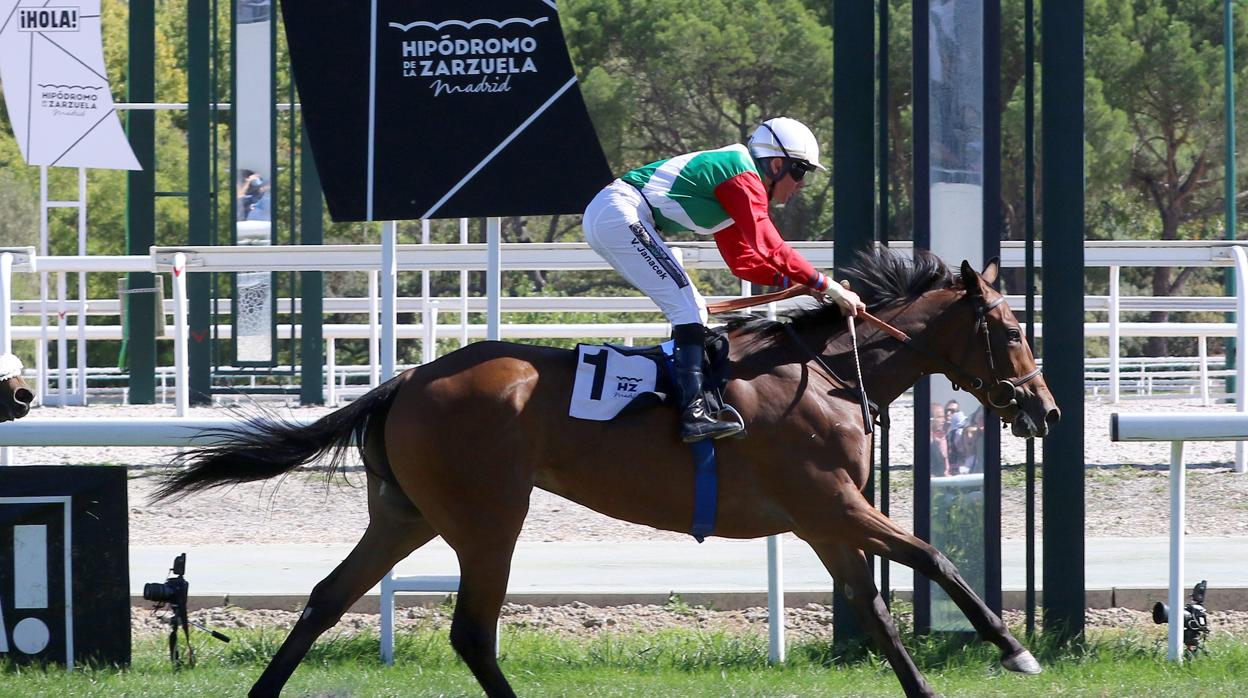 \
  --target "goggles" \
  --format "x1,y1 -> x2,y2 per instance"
788,159 -> 817,182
